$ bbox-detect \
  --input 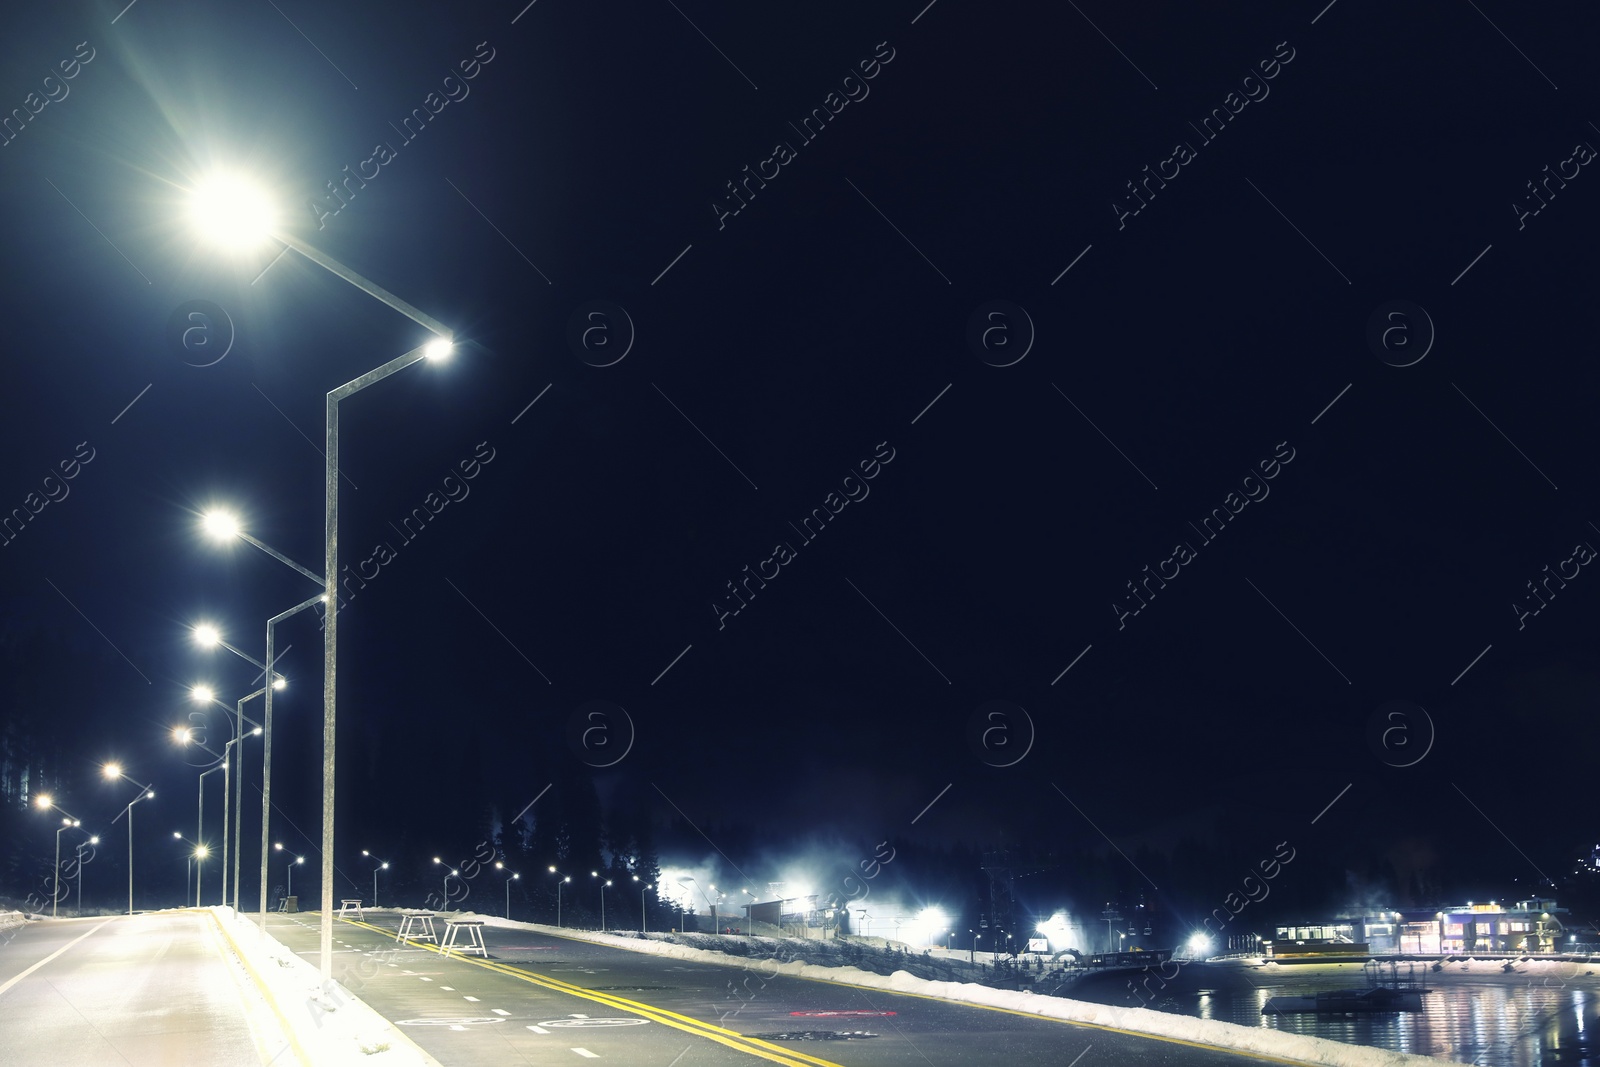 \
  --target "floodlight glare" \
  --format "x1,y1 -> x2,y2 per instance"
193,623 -> 222,647
200,511 -> 241,541
189,173 -> 276,250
